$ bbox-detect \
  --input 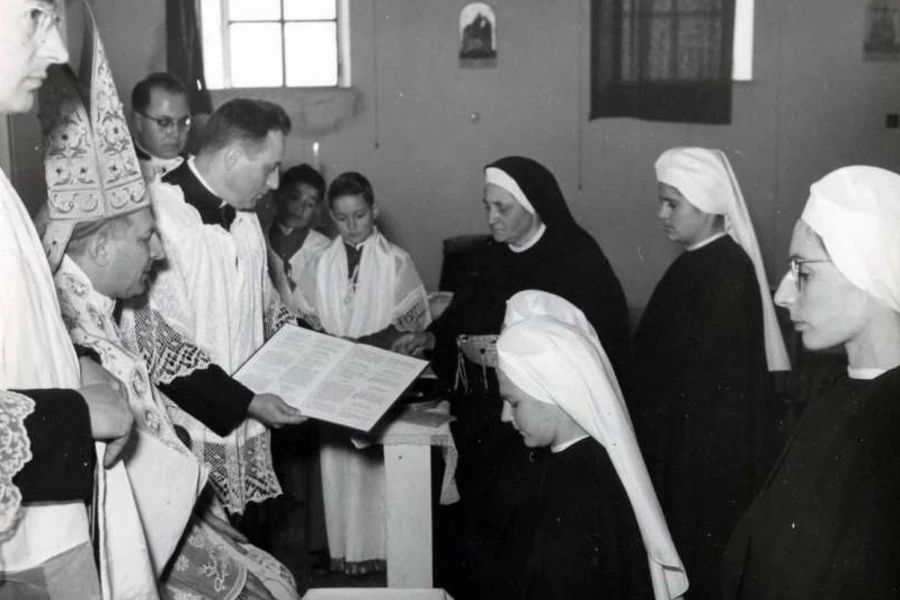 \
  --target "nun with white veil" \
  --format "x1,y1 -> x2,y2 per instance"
722,166 -> 900,599
630,147 -> 790,598
487,290 -> 688,600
